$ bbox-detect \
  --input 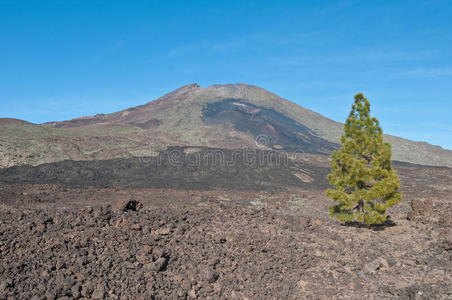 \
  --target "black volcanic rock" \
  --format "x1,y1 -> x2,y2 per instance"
0,147 -> 330,191
202,98 -> 339,154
